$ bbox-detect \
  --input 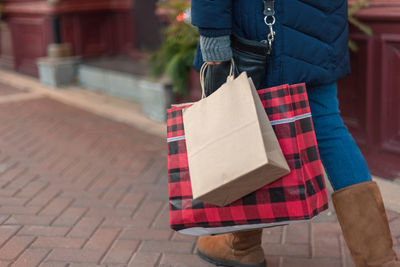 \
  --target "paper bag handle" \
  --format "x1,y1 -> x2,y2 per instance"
200,58 -> 236,99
